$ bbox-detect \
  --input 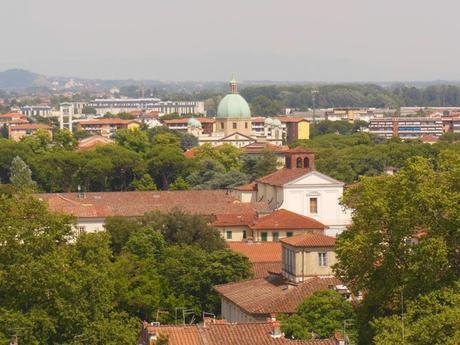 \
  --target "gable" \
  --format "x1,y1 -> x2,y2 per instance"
286,171 -> 344,186
221,132 -> 255,142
